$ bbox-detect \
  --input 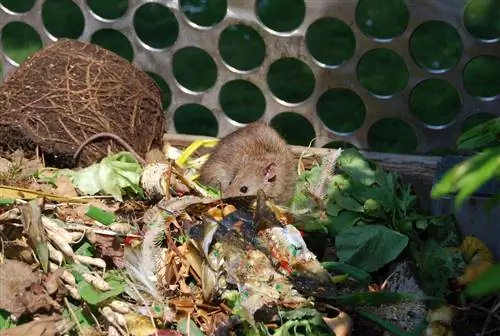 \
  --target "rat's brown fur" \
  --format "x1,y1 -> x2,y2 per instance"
198,122 -> 297,205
